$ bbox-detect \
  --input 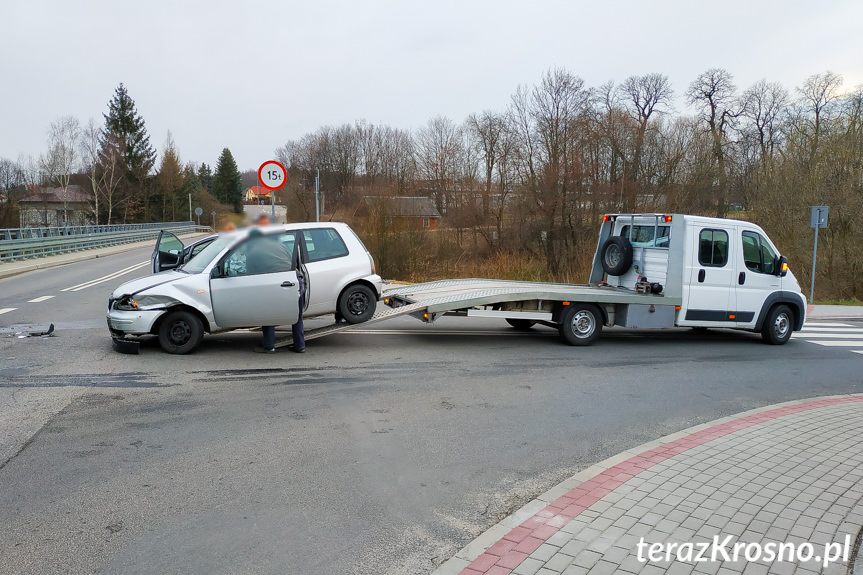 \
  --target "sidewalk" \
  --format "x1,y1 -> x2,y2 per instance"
0,232 -> 210,280
435,395 -> 863,575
